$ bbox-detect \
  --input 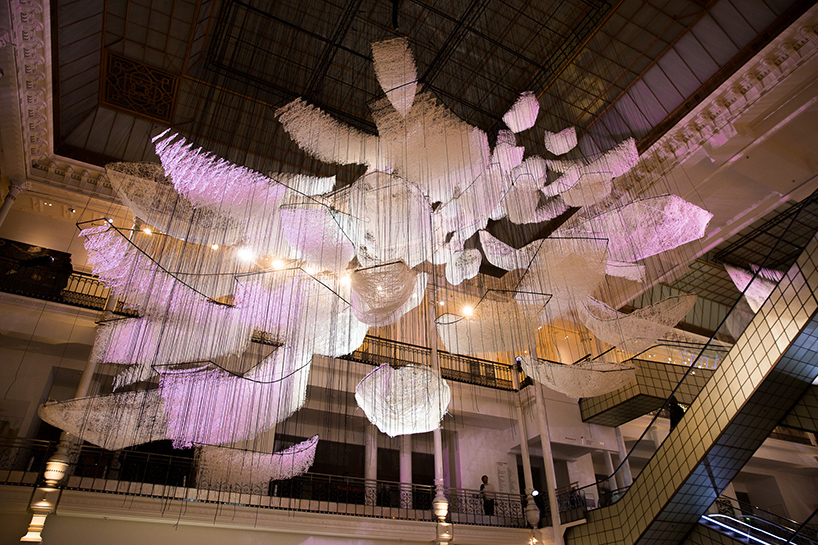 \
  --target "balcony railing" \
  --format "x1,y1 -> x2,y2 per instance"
1,438 -> 530,526
344,336 -> 517,391
0,241 -> 517,391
